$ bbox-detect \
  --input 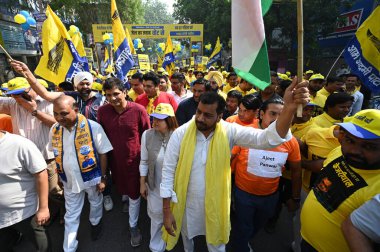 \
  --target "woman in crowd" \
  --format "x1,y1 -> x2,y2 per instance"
139,103 -> 178,252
